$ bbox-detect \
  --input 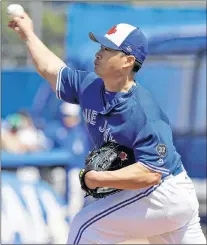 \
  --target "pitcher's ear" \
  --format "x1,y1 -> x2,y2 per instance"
123,55 -> 136,68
